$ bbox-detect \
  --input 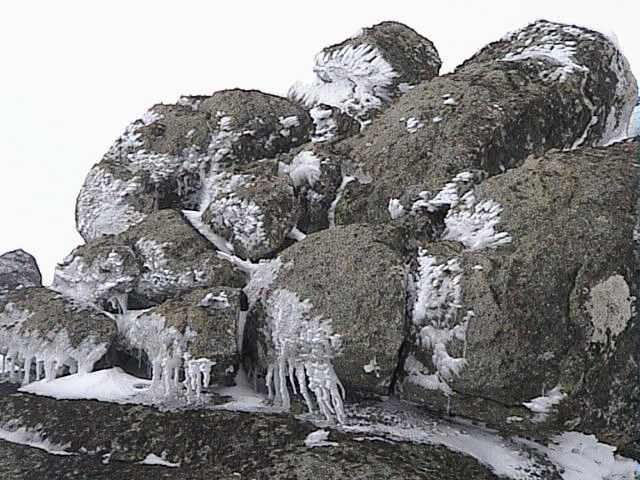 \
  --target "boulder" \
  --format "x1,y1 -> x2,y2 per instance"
0,250 -> 42,299
52,236 -> 140,311
244,223 -> 407,408
123,210 -> 246,306
119,287 -> 242,388
201,172 -> 301,260
398,141 -> 639,446
289,21 -> 441,123
0,287 -> 117,384
76,90 -> 312,241
332,20 -> 638,225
